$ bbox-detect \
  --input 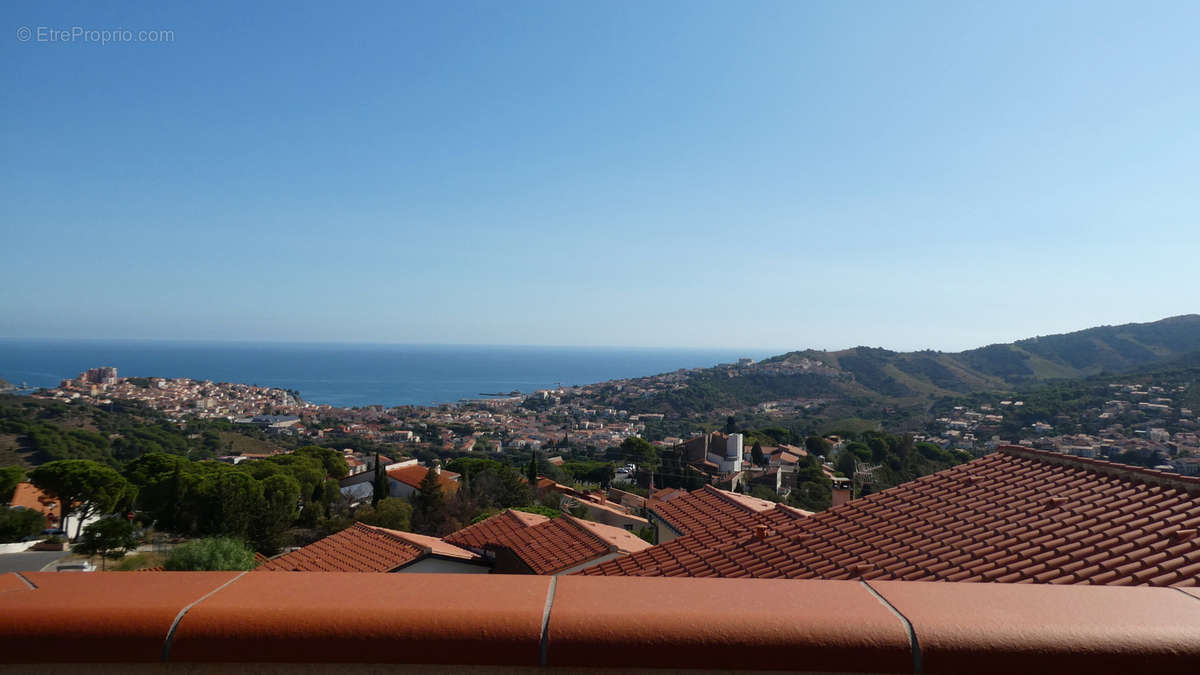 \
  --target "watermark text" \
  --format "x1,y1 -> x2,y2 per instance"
17,25 -> 174,45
